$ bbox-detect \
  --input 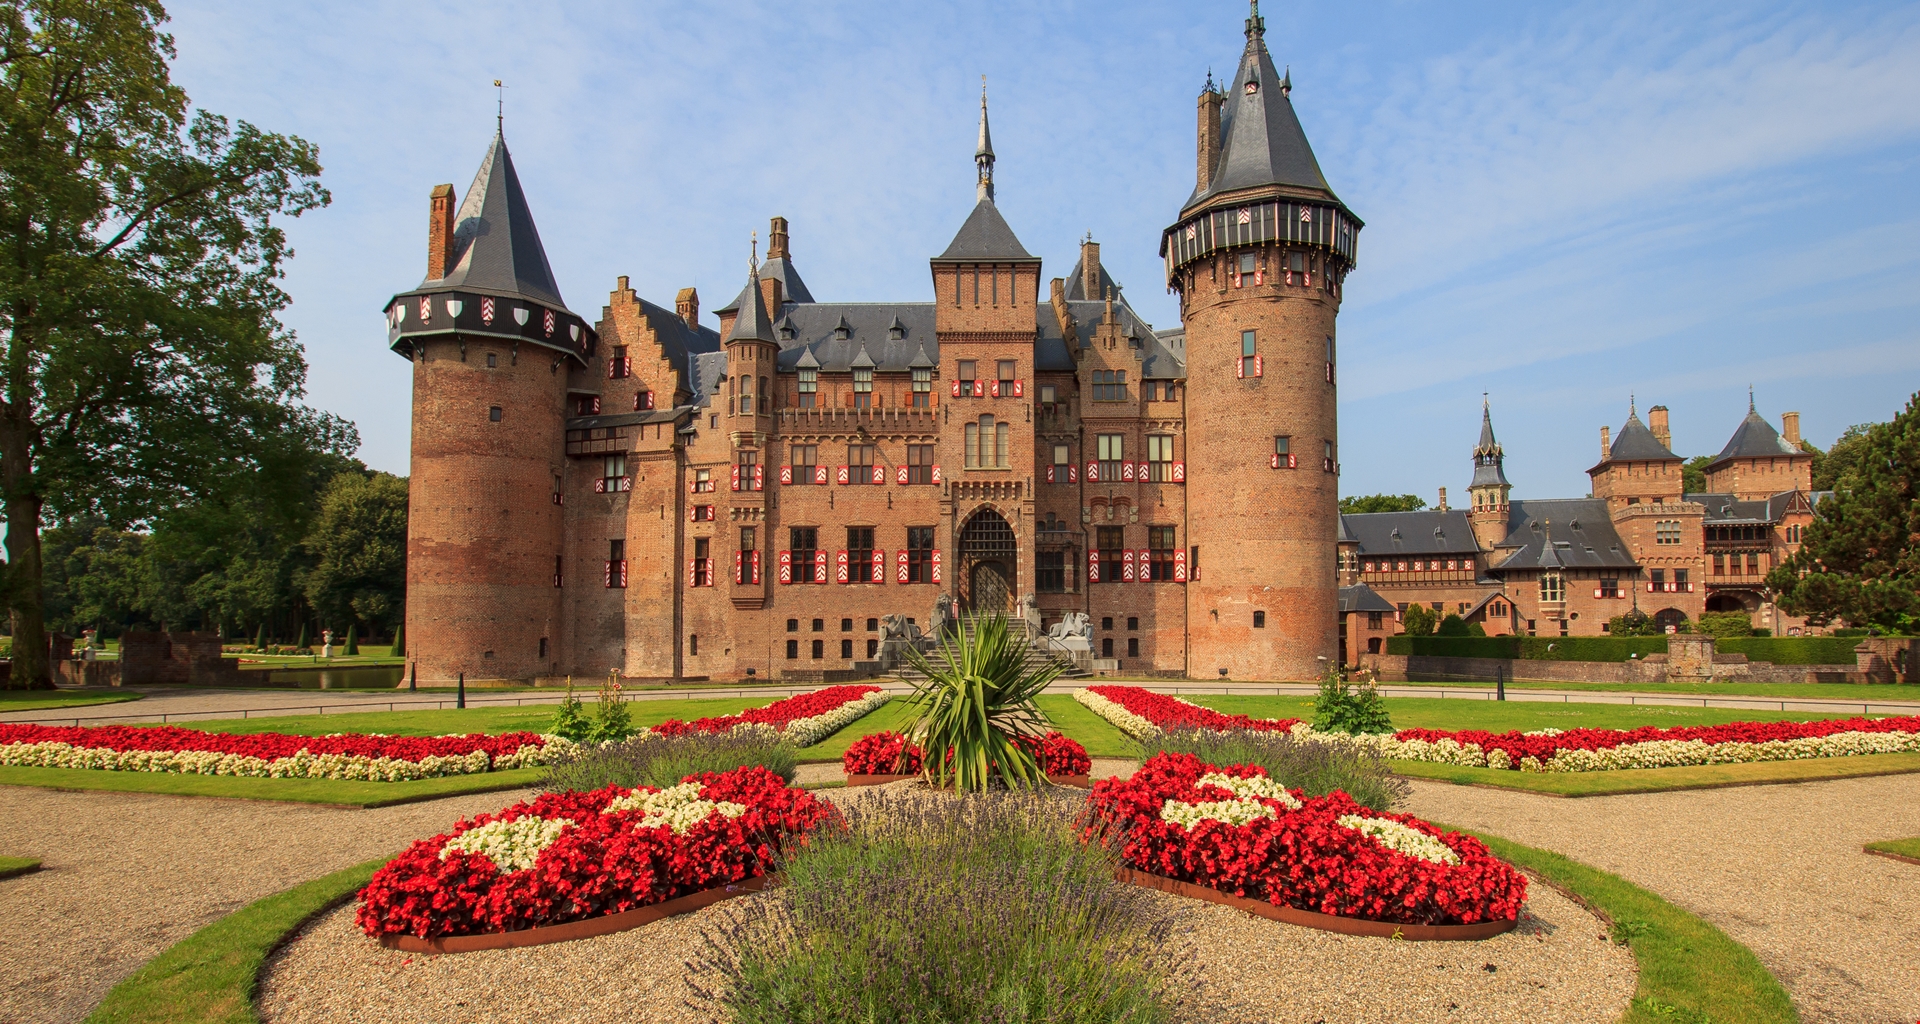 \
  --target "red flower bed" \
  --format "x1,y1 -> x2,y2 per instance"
1085,685 -> 1299,733
356,766 -> 830,939
1392,714 -> 1920,765
1086,752 -> 1526,927
0,722 -> 543,762
841,730 -> 1091,776
649,684 -> 882,735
